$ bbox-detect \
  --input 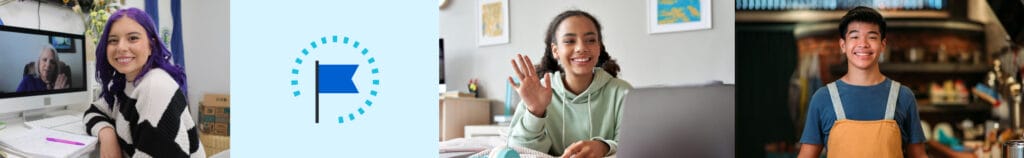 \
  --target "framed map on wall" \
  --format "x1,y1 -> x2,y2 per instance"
649,0 -> 712,34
